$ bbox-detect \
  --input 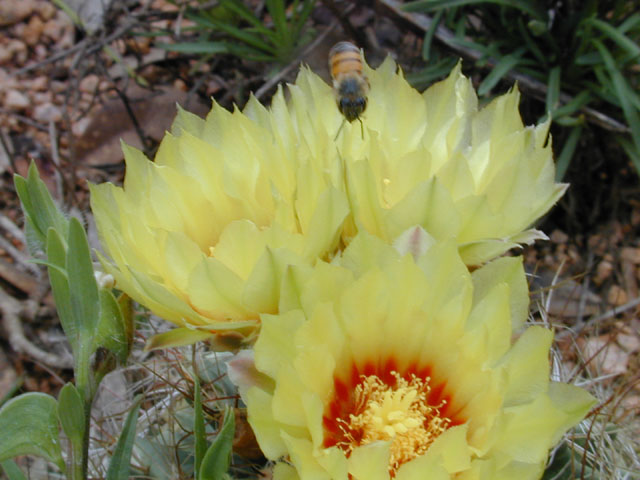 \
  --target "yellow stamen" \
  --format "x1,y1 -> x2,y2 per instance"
337,371 -> 450,474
